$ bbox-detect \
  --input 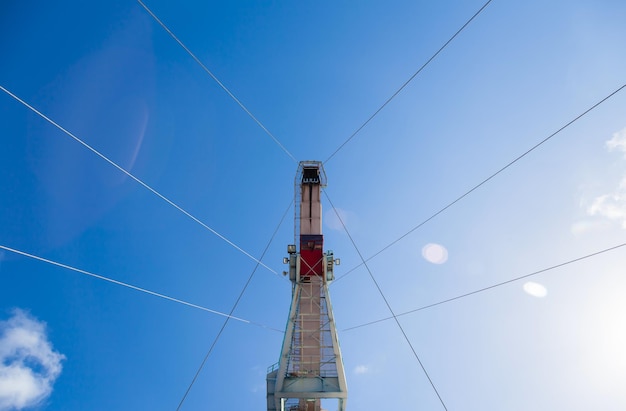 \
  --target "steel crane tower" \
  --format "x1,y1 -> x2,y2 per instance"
267,161 -> 348,411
